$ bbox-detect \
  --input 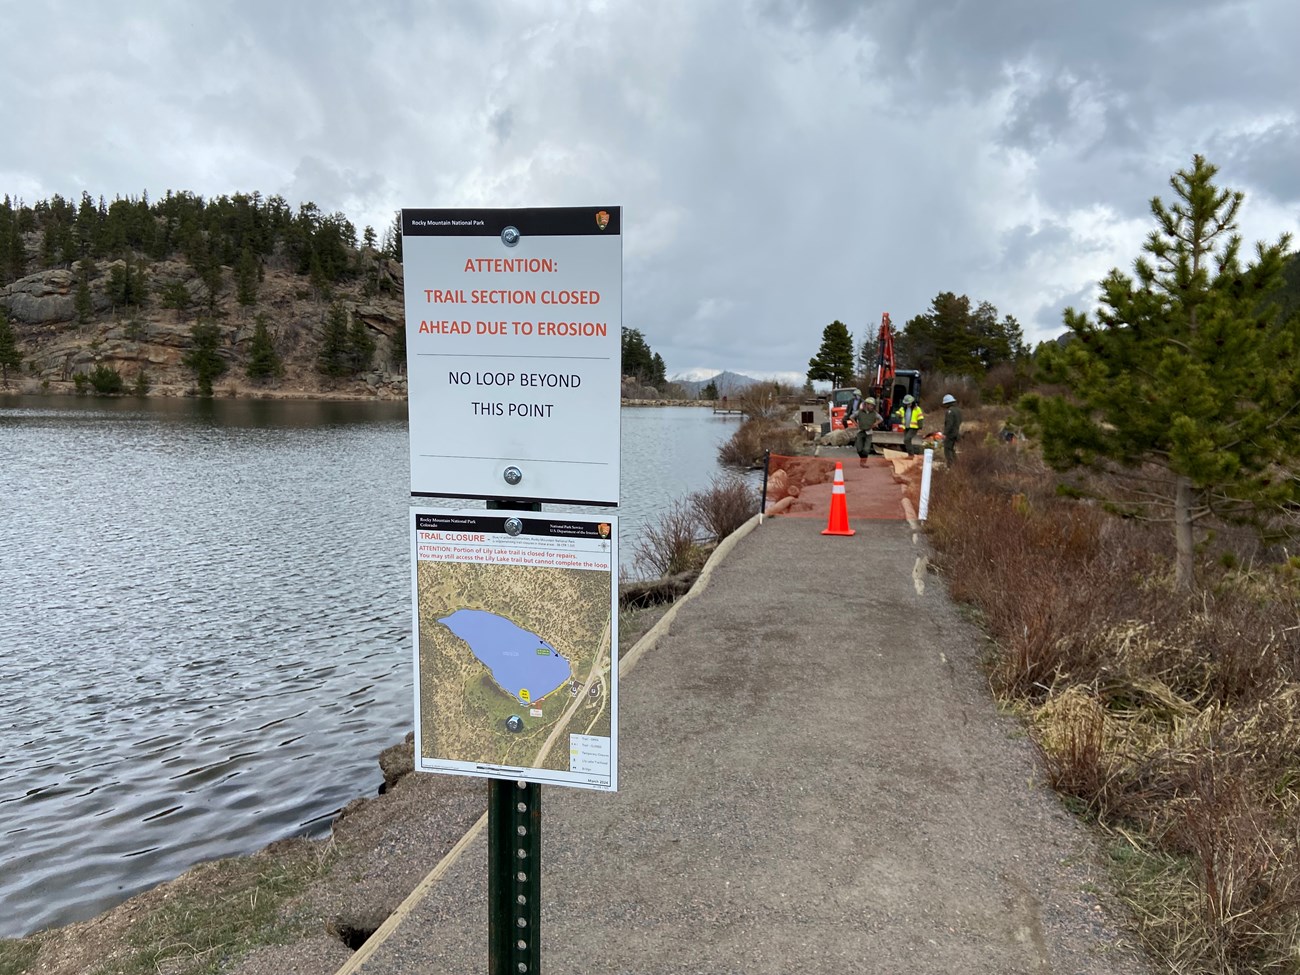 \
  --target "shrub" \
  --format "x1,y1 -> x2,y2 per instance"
88,363 -> 125,395
734,385 -> 790,421
925,426 -> 1300,973
690,476 -> 757,542
718,418 -> 802,468
633,500 -> 706,579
